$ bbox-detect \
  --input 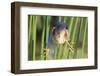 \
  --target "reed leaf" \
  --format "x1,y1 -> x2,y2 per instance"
28,15 -> 88,60
28,15 -> 33,60
81,18 -> 88,57
59,16 -> 62,22
69,17 -> 74,38
45,16 -> 50,48
40,17 -> 46,60
62,43 -> 68,59
28,15 -> 32,45
72,18 -> 81,58
32,16 -> 37,60
57,45 -> 63,59
67,17 -> 75,59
